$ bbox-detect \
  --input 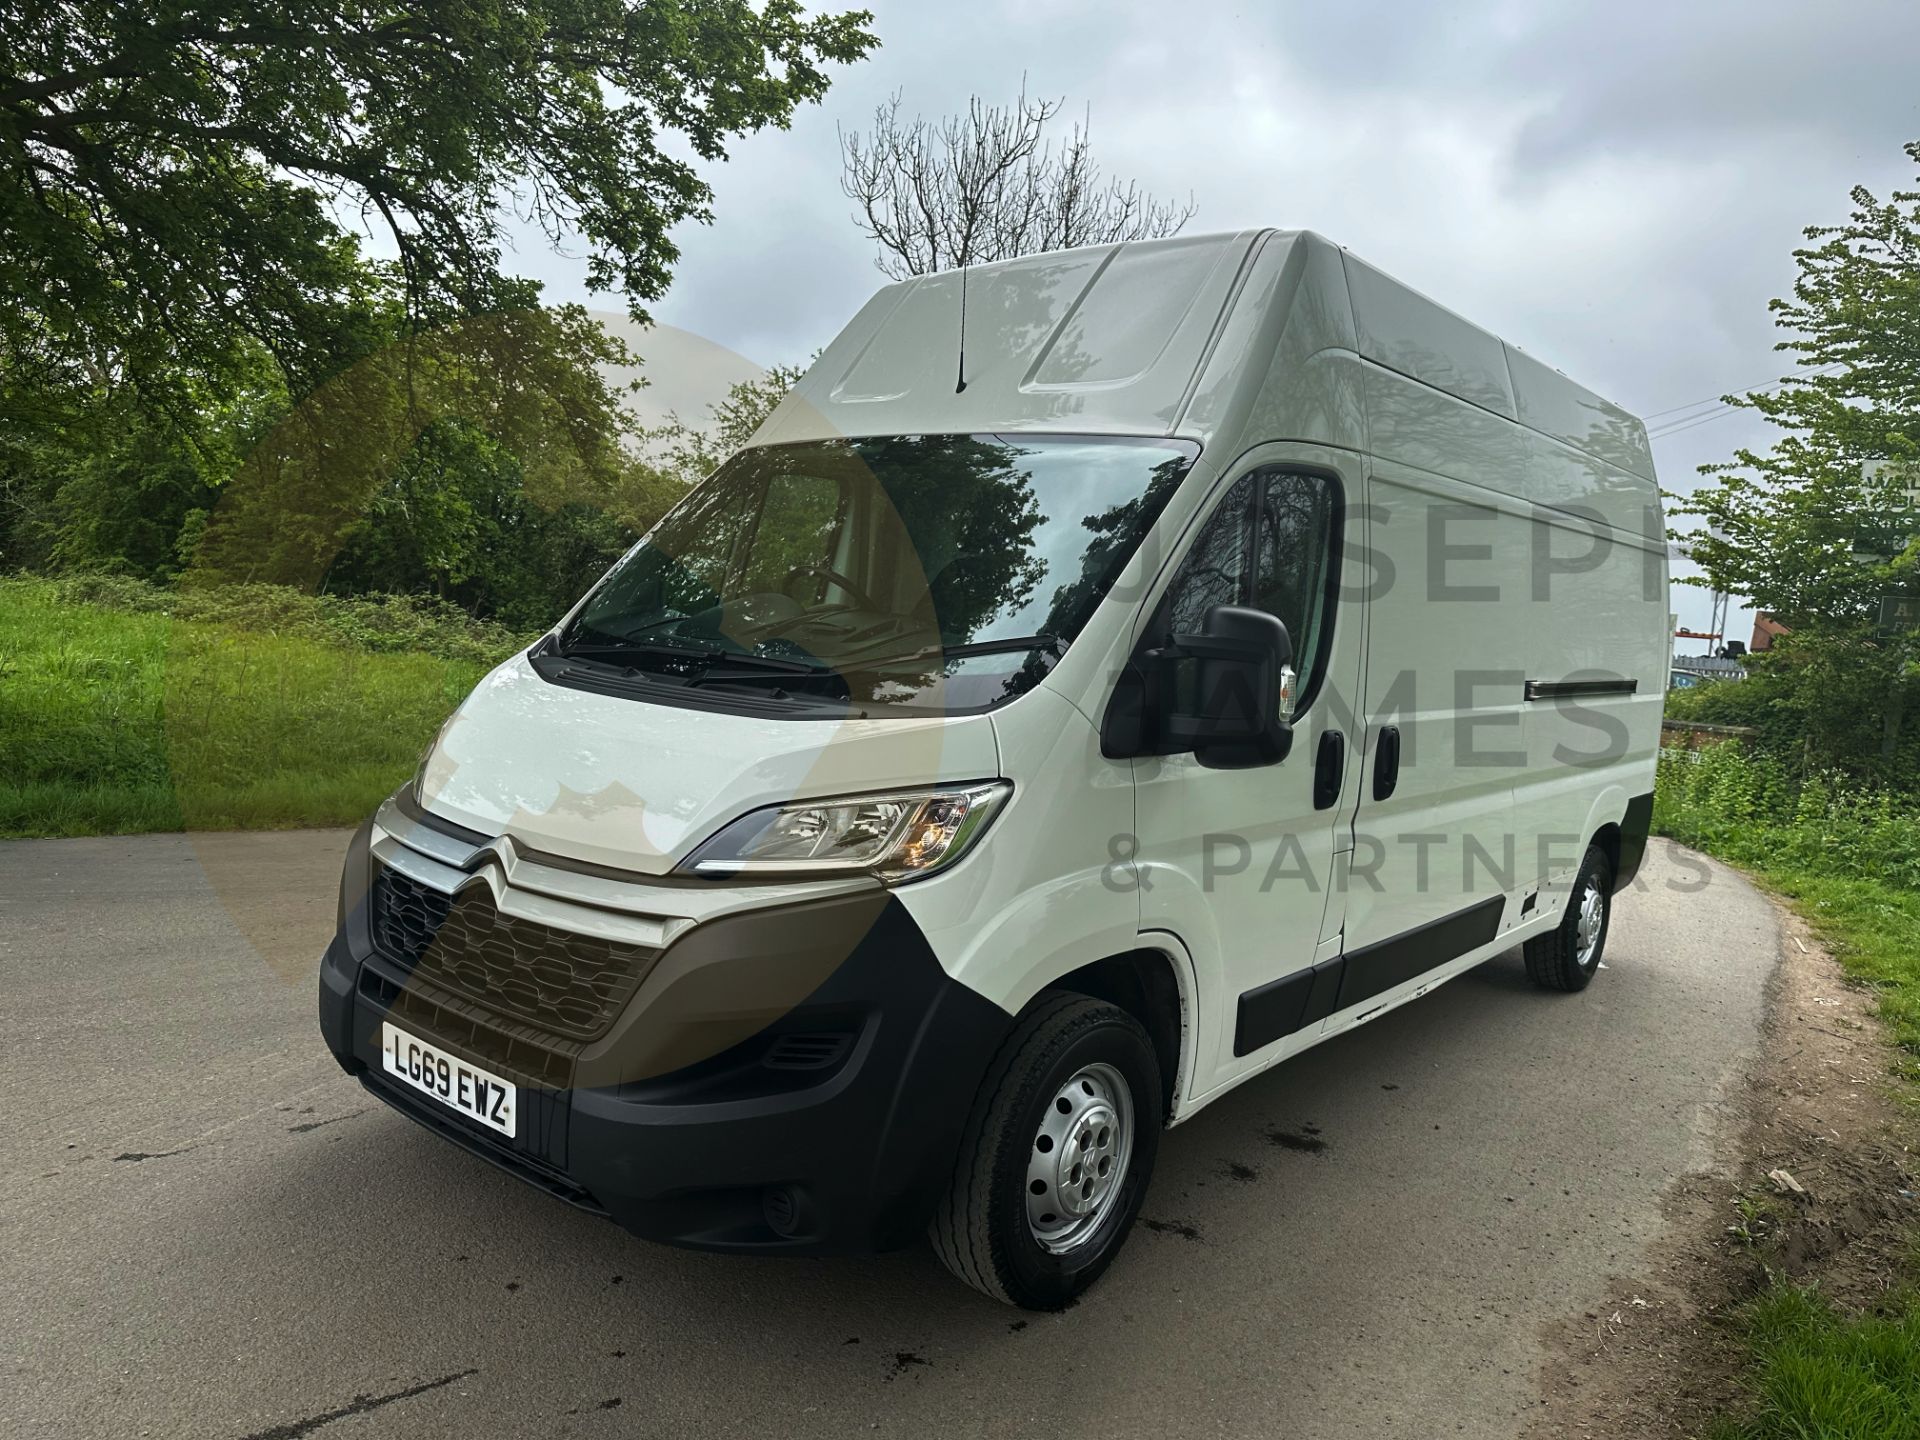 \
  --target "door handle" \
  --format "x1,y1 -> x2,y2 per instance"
1313,730 -> 1344,811
1372,725 -> 1401,802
